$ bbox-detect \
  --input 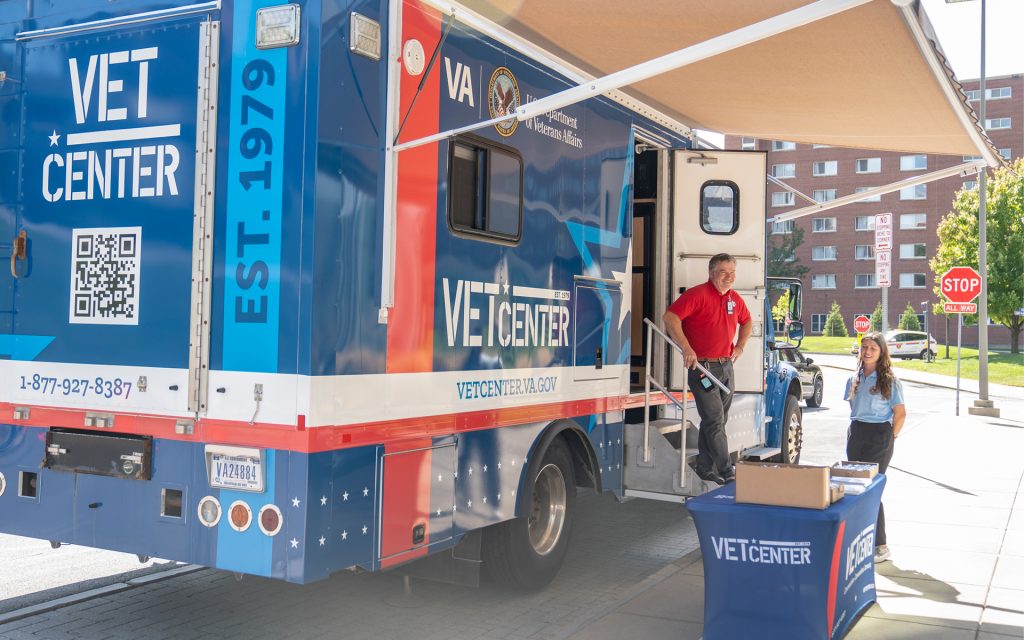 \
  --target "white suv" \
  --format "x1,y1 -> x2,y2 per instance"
853,330 -> 937,359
